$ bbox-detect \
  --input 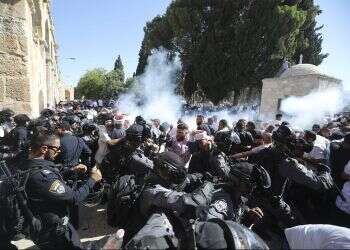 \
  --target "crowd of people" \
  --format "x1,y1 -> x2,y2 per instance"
0,100 -> 349,249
